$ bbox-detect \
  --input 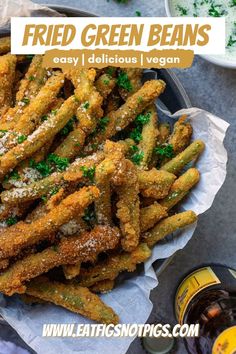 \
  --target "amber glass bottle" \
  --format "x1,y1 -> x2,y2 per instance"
175,265 -> 236,354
